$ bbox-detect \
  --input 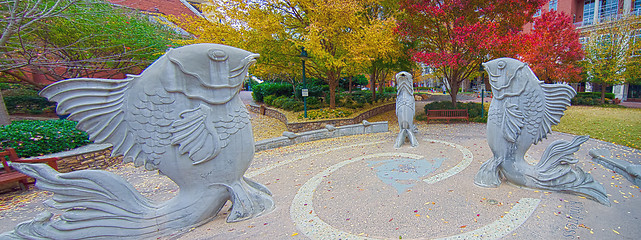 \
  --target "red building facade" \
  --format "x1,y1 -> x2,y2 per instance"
529,0 -> 641,101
